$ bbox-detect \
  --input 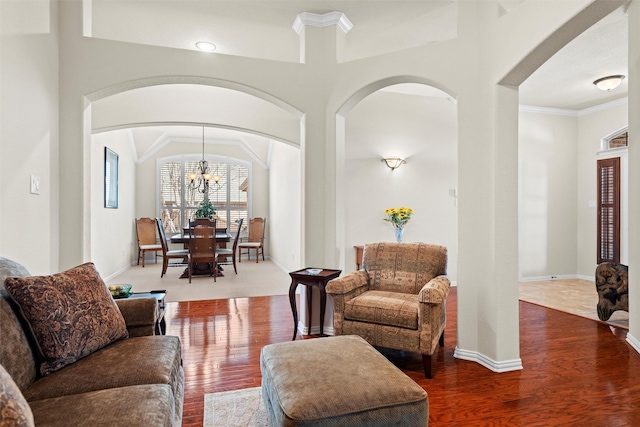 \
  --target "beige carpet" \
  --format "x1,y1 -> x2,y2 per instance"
203,387 -> 267,427
519,279 -> 629,329
106,259 -> 290,302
